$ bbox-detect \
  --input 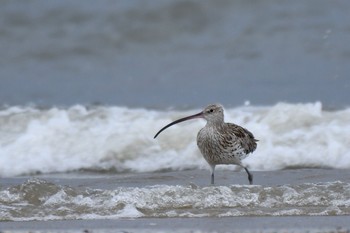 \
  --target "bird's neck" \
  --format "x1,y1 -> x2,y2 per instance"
206,120 -> 225,129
